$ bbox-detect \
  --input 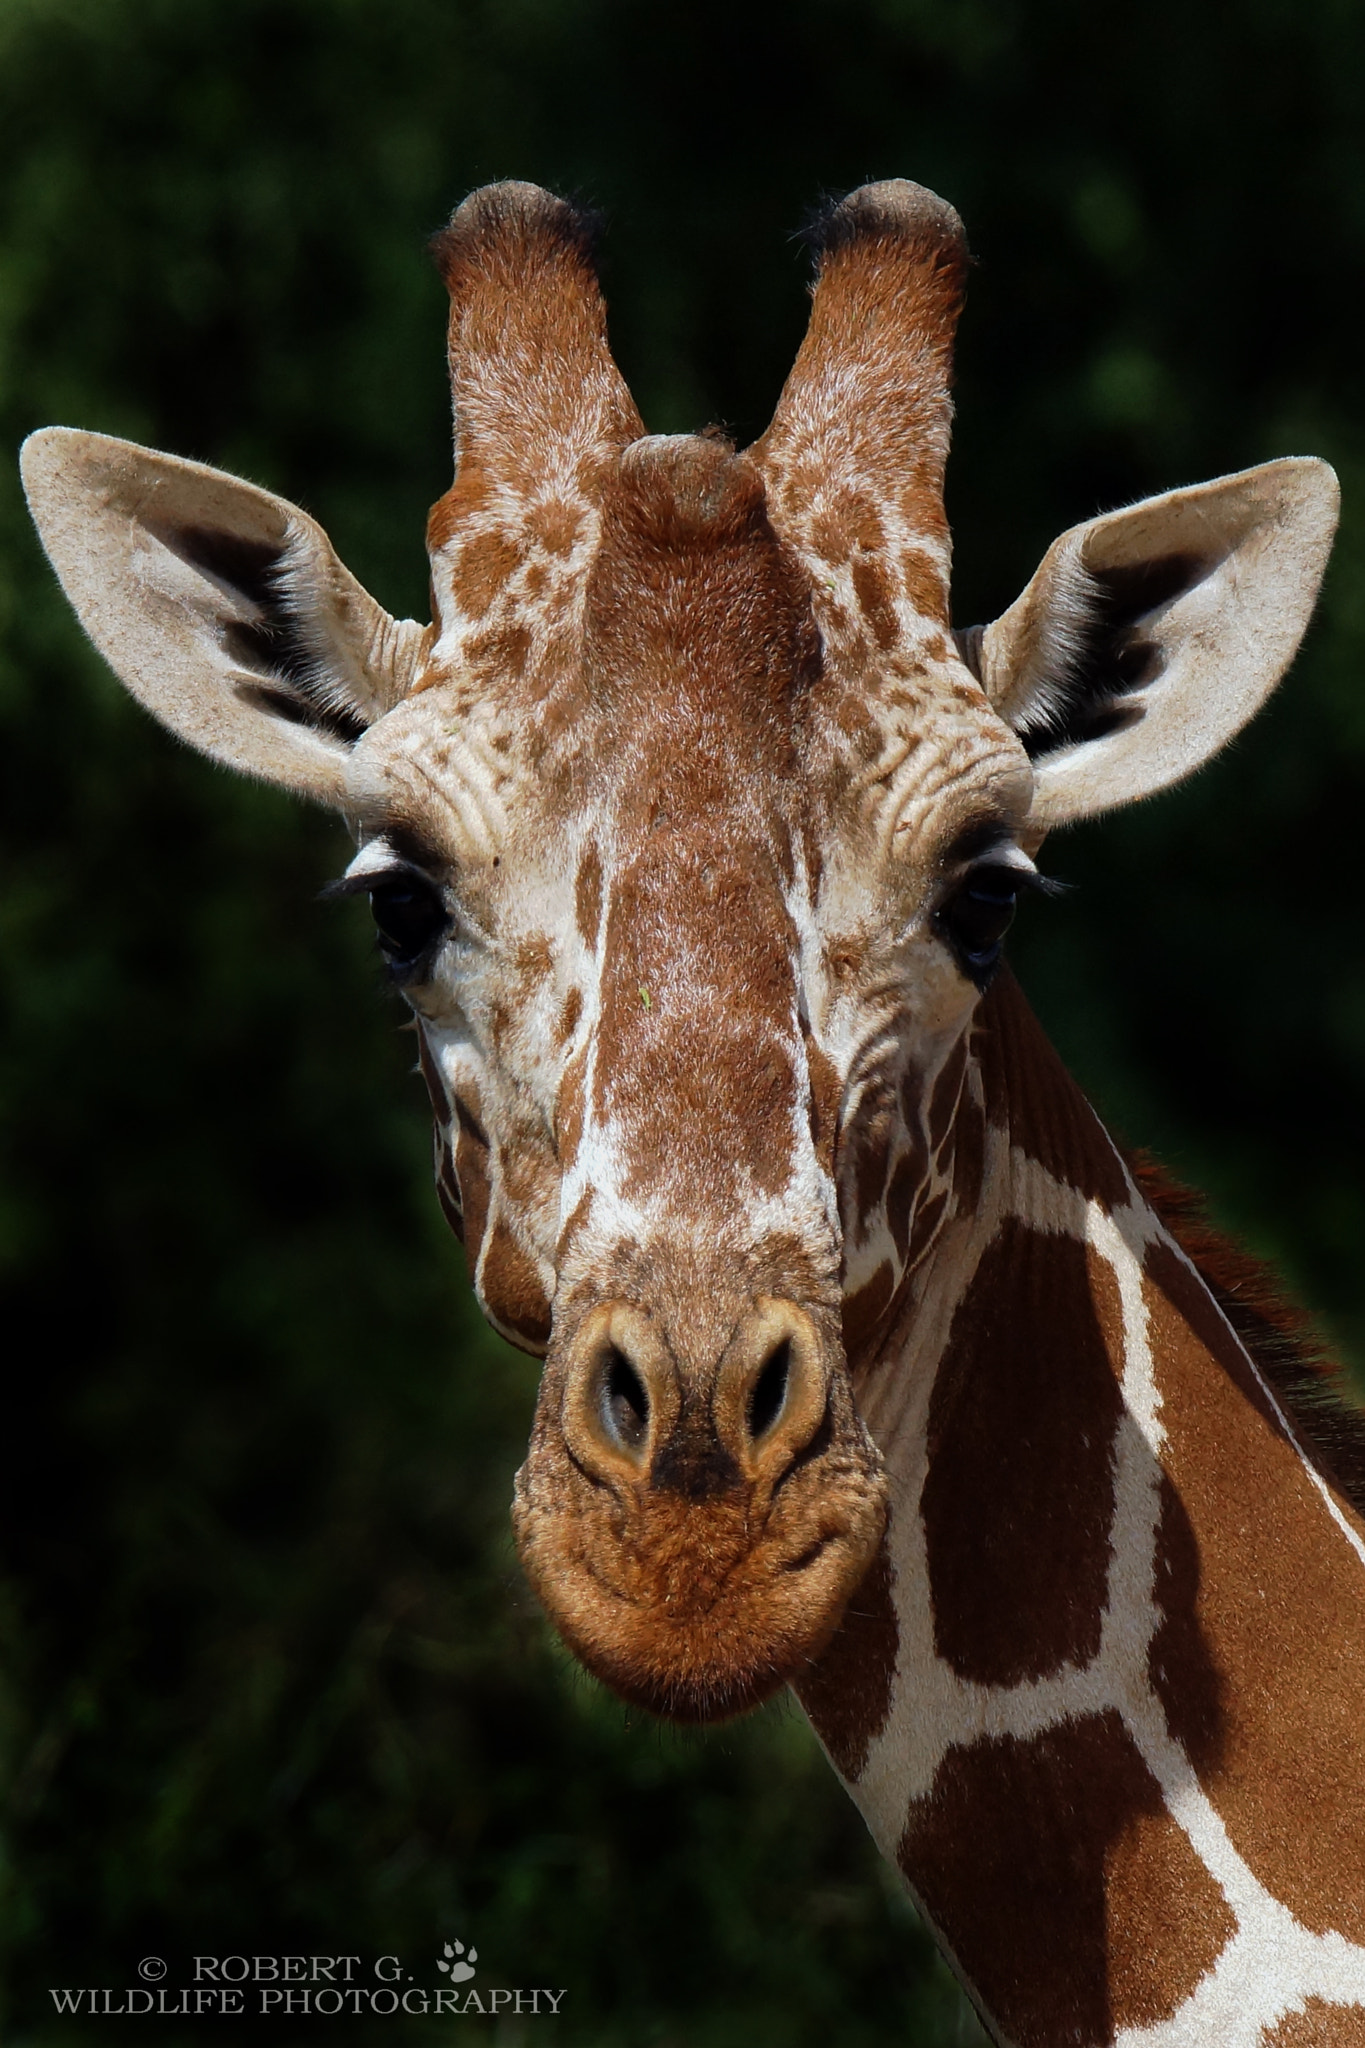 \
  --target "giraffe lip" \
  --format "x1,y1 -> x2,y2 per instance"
512,1454 -> 889,1723
572,1551 -> 639,1605
779,1532 -> 837,1573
